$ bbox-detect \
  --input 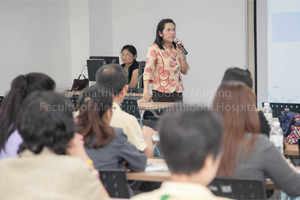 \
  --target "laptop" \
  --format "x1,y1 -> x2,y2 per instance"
86,59 -> 107,81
